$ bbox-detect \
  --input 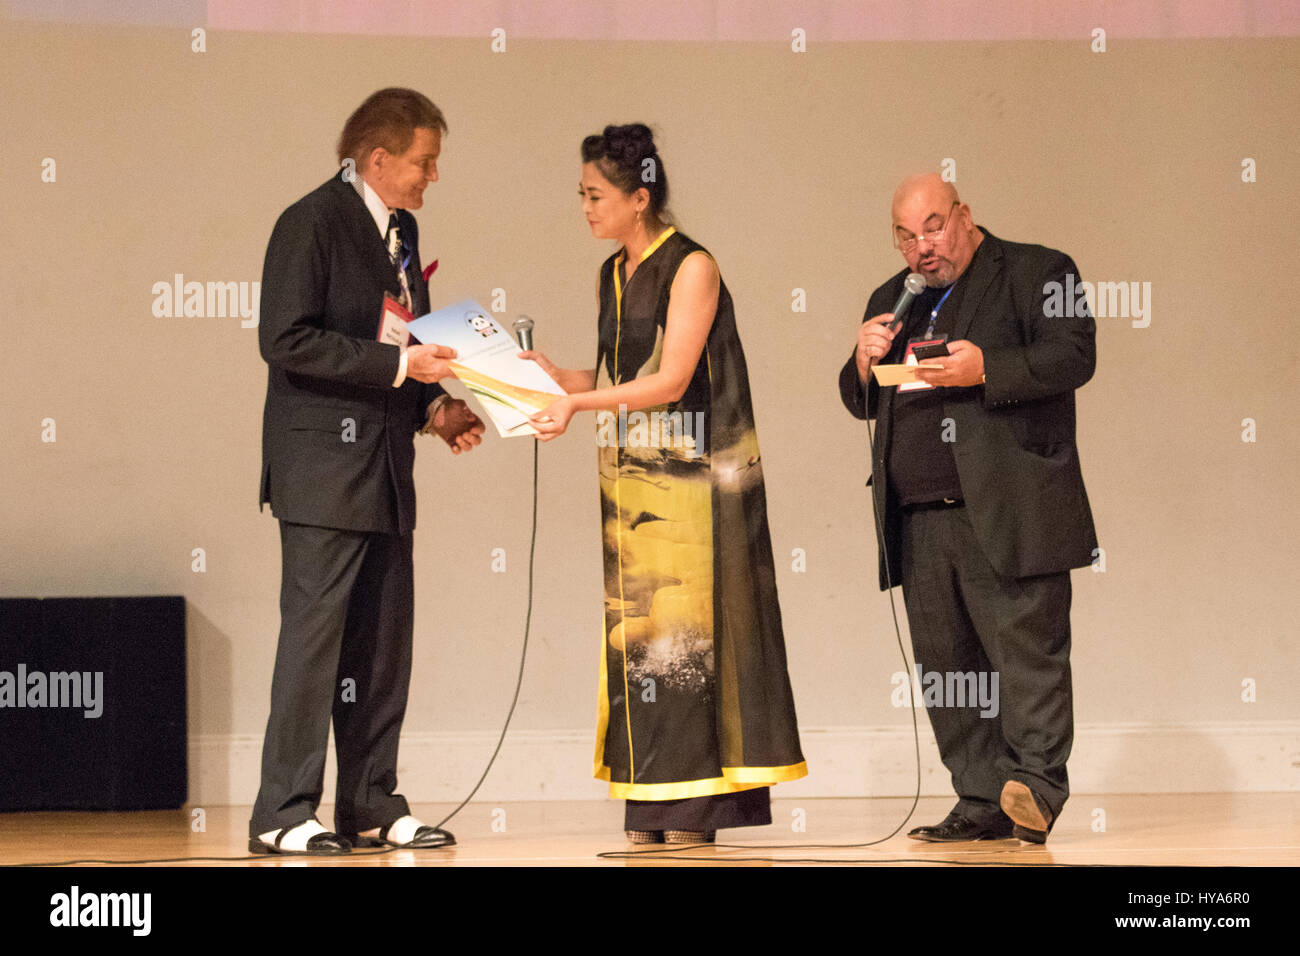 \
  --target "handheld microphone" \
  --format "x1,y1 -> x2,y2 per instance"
888,272 -> 927,332
865,272 -> 927,378
513,315 -> 535,351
